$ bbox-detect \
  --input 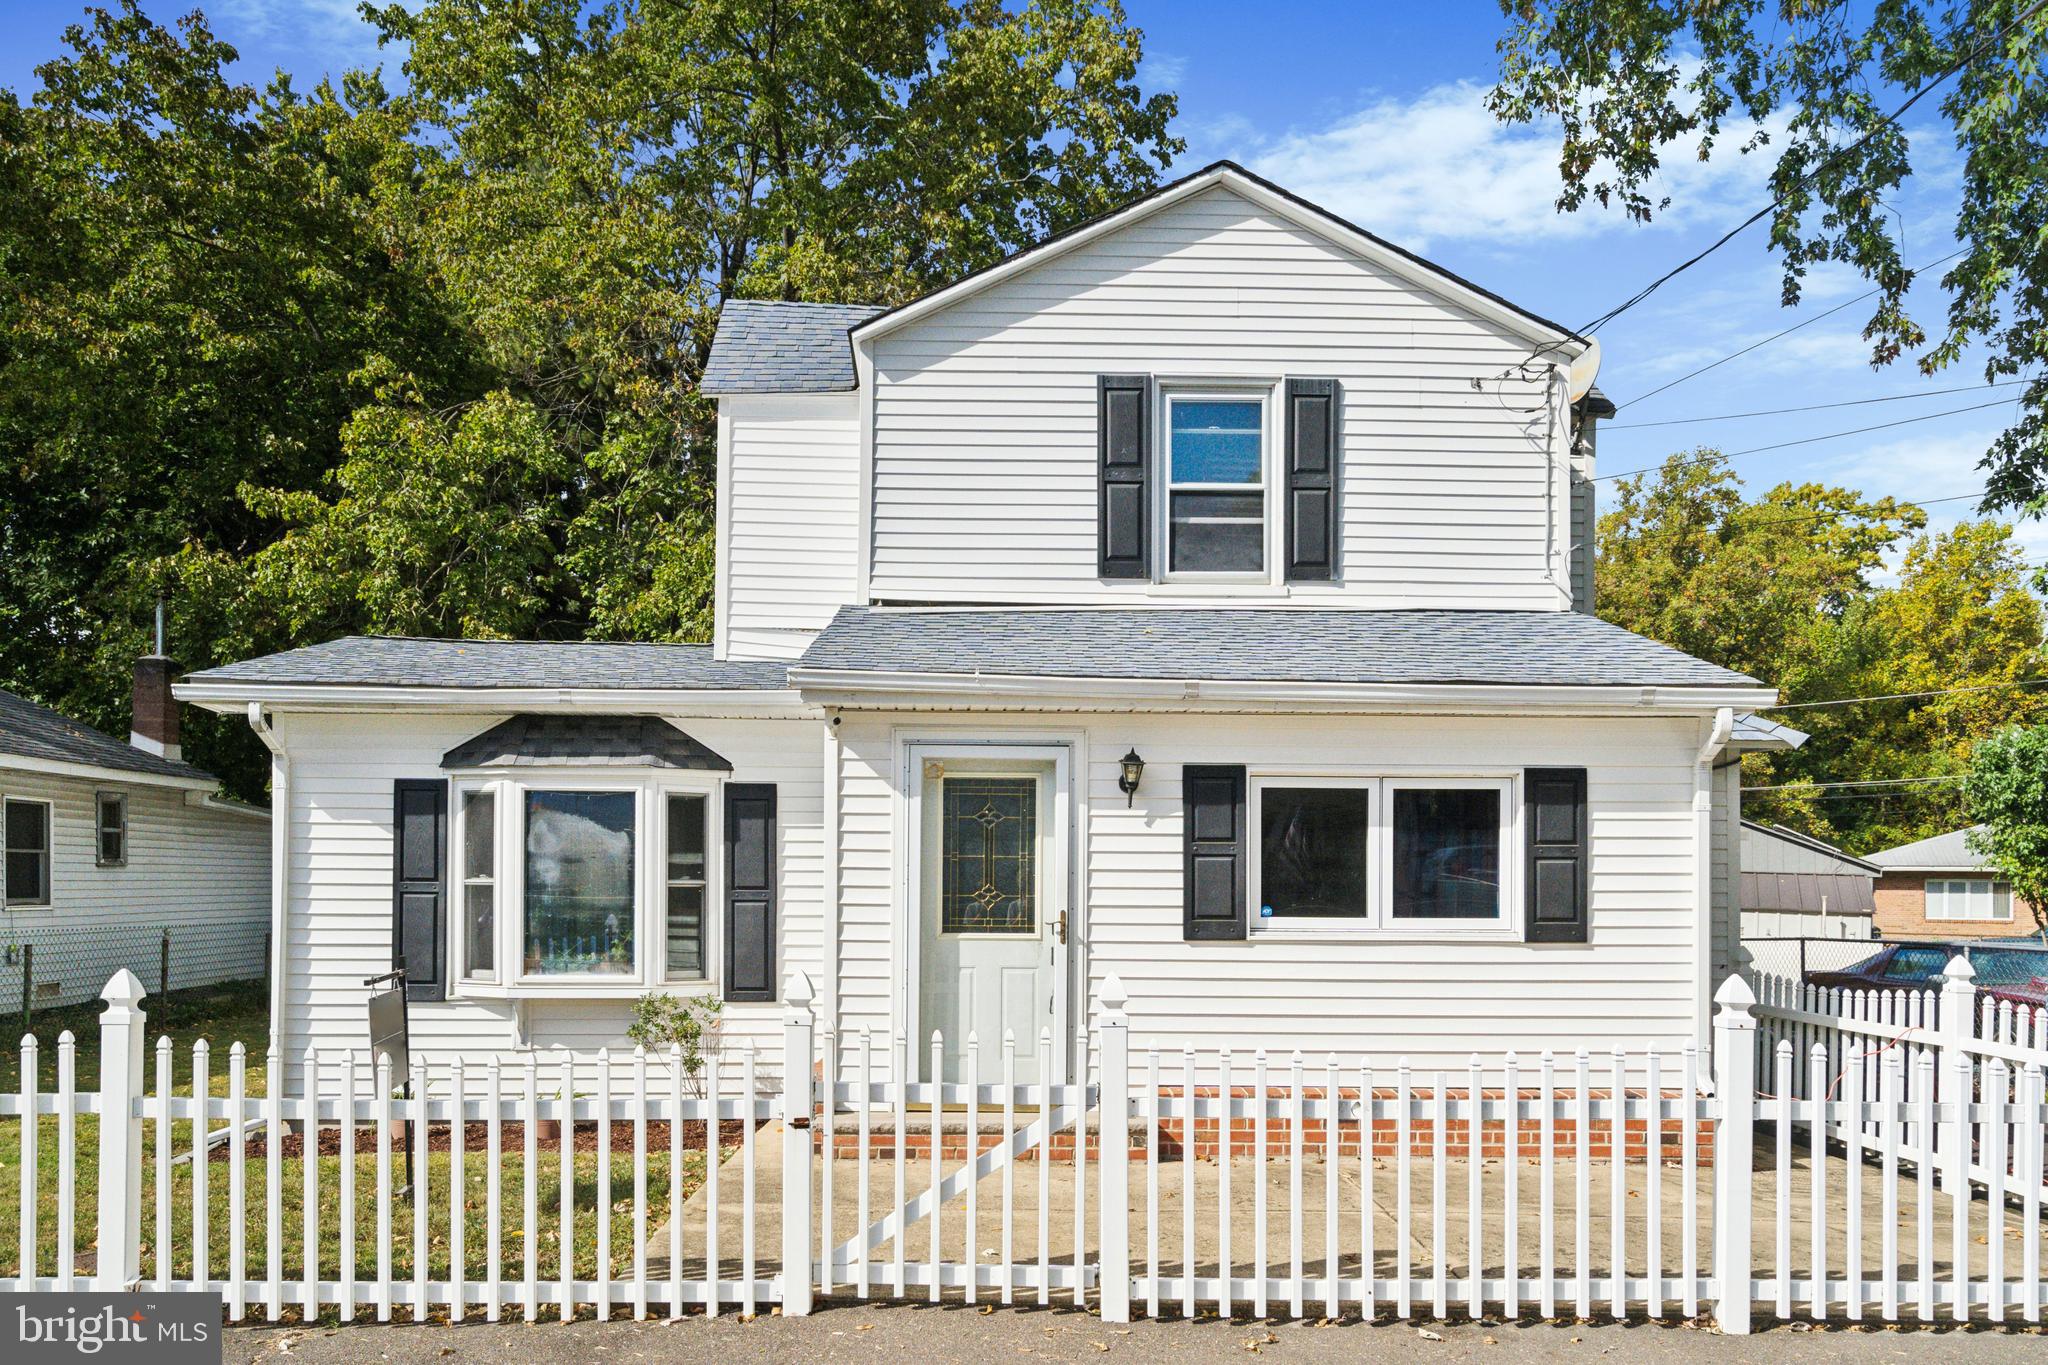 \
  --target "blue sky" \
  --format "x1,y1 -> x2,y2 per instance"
5,0 -> 2037,572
